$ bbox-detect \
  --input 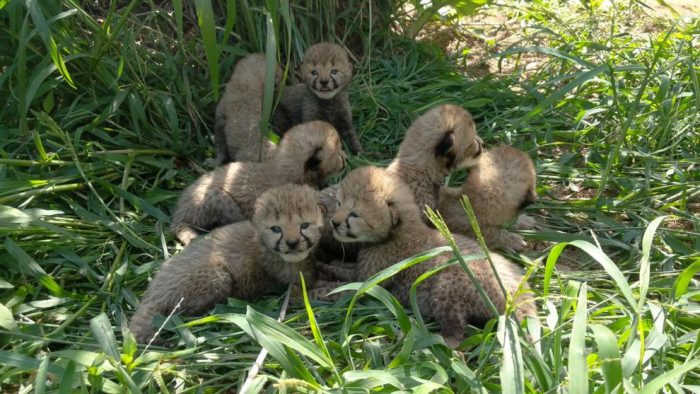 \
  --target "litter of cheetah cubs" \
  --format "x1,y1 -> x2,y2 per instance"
133,42 -> 539,348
